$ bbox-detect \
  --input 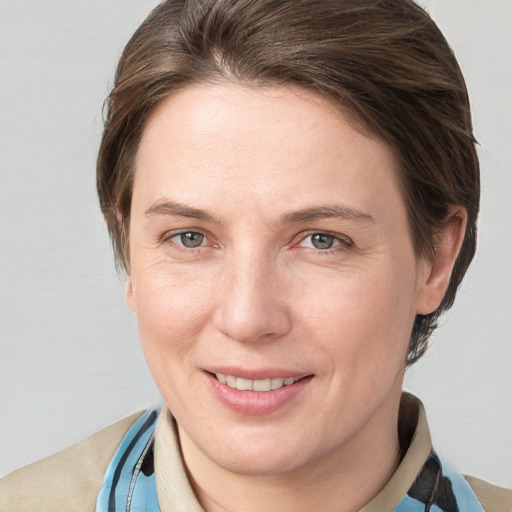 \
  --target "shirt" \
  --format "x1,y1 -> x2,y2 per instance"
1,393 -> 511,511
